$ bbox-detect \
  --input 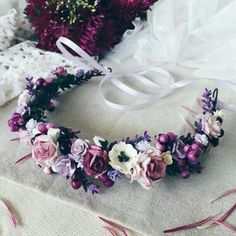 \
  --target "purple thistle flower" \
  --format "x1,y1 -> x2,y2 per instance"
76,69 -> 85,78
8,113 -> 25,132
87,183 -> 101,195
123,131 -> 152,145
107,169 -> 122,182
25,76 -> 37,96
202,88 -> 213,113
